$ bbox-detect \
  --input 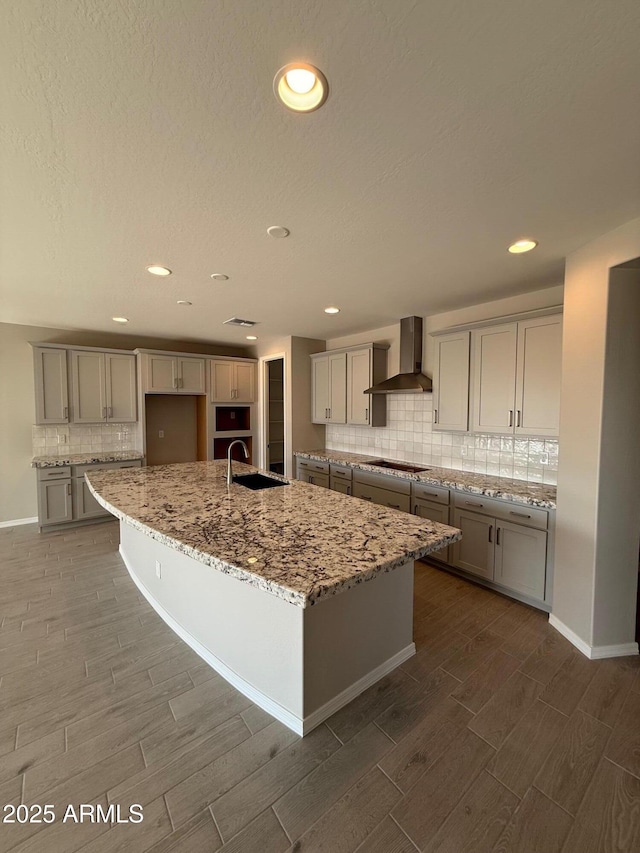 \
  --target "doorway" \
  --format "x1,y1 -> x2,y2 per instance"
264,357 -> 285,474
